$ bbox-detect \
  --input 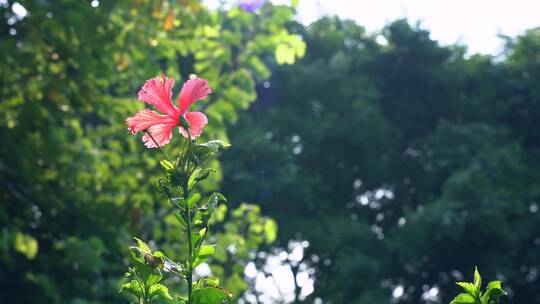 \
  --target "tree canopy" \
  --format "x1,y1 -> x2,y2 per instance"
222,18 -> 540,303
